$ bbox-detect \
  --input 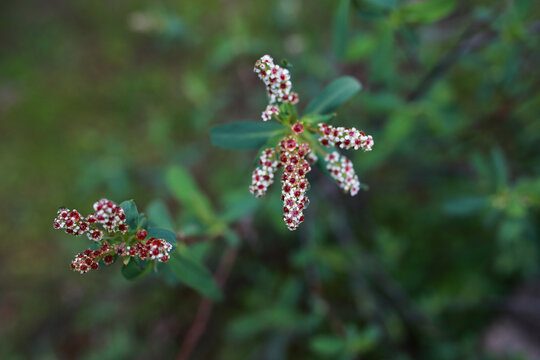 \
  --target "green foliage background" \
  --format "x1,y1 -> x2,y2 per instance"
1,0 -> 540,358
